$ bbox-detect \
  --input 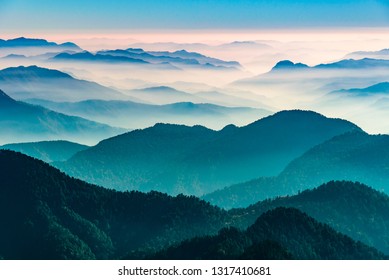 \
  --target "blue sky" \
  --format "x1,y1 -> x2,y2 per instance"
0,0 -> 388,31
